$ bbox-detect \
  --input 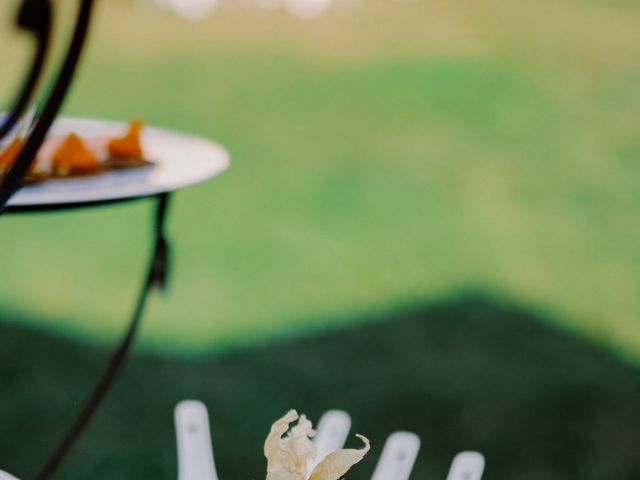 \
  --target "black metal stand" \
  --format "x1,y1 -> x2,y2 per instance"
2,2 -> 173,478
30,192 -> 172,480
